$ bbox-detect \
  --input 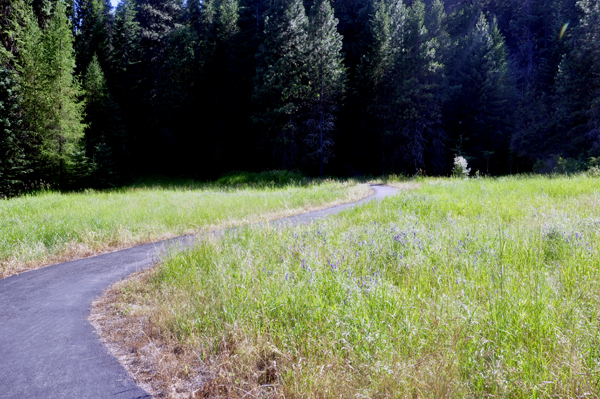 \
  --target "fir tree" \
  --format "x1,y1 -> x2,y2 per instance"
111,0 -> 141,97
17,2 -> 47,157
253,0 -> 310,168
0,67 -> 31,197
73,0 -> 111,77
1,0 -> 26,66
30,0 -> 55,28
394,0 -> 449,174
196,0 -> 241,150
566,0 -> 600,155
84,54 -> 129,186
186,0 -> 203,35
135,0 -> 183,68
42,0 -> 86,182
305,0 -> 346,175
18,1 -> 86,183
448,12 -> 512,174
357,0 -> 404,173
